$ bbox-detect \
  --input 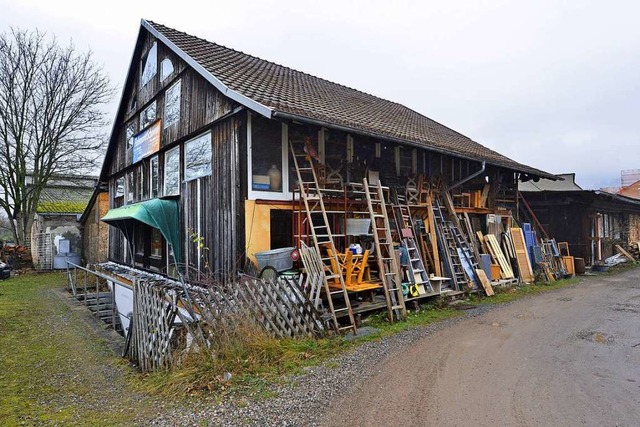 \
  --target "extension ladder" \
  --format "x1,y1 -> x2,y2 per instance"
391,197 -> 432,292
290,137 -> 357,334
363,178 -> 407,322
432,198 -> 467,290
